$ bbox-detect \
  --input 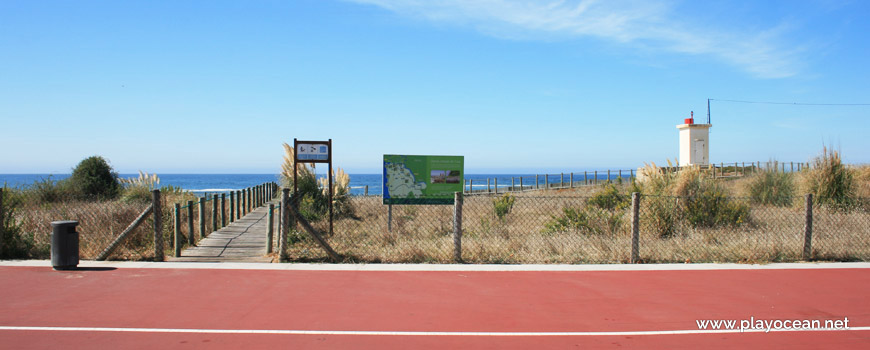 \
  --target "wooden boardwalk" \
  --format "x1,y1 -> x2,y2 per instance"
169,202 -> 277,263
